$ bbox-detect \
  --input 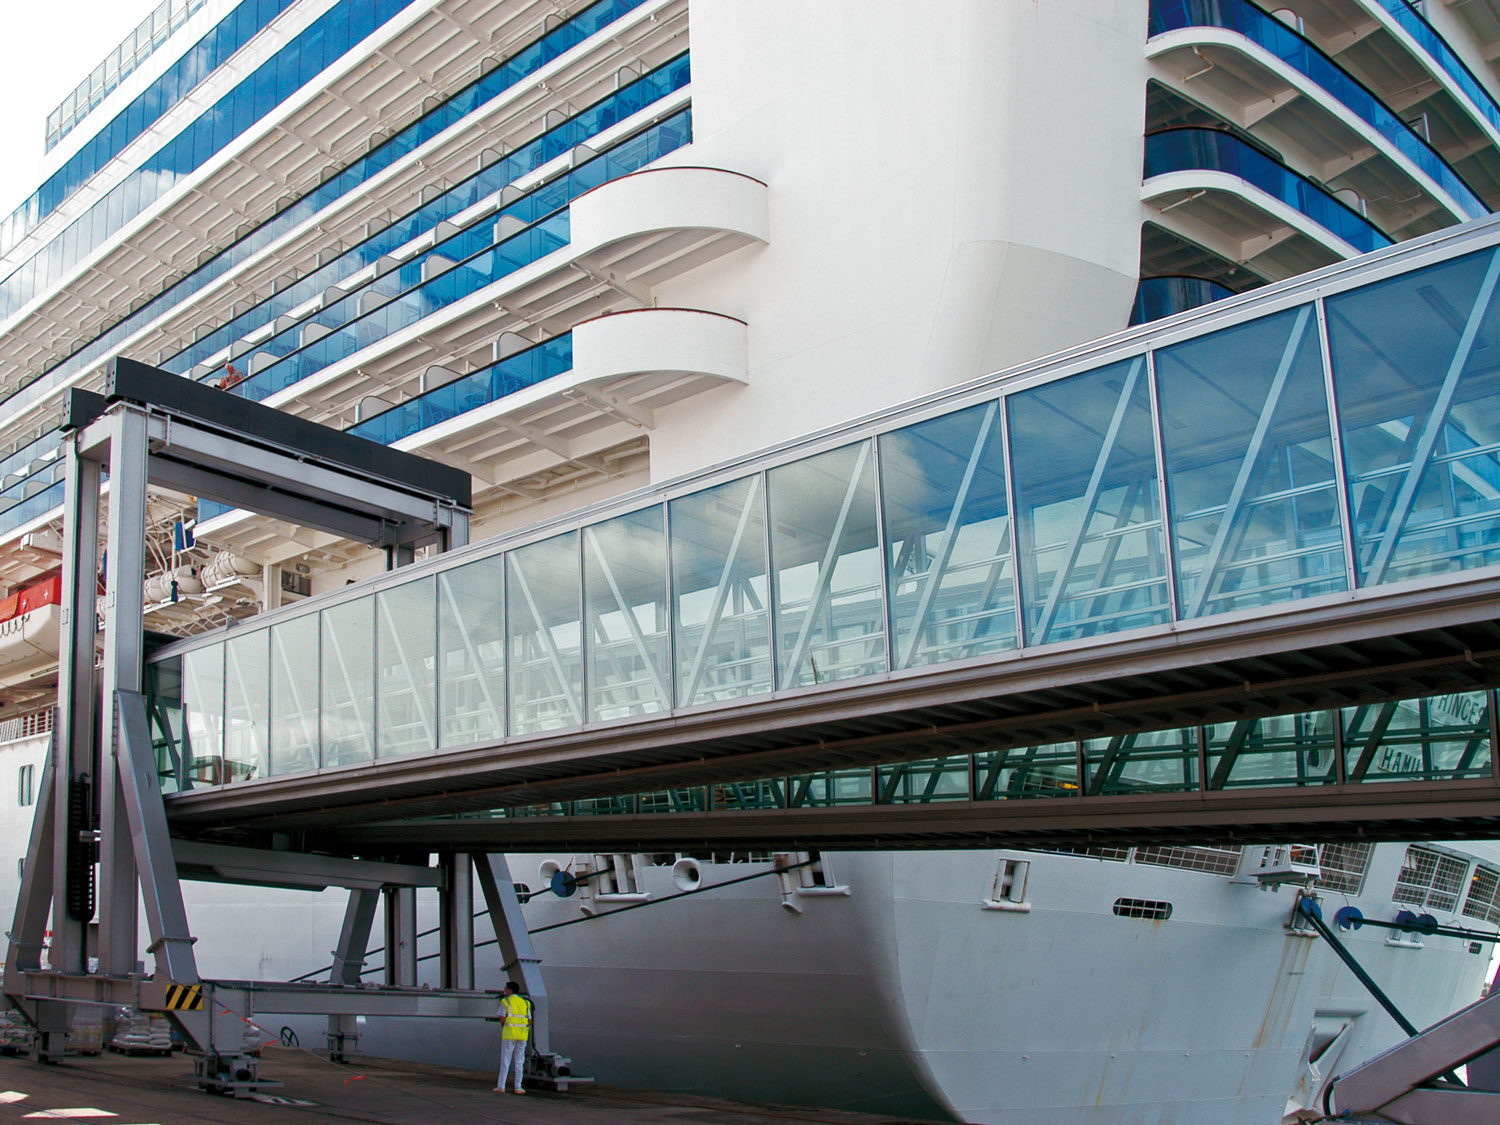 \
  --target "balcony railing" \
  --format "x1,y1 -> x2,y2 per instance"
164,55 -> 689,380
1144,127 -> 1395,253
219,108 -> 691,404
1371,0 -> 1500,141
1150,0 -> 1487,219
0,0 -> 663,422
1129,276 -> 1237,325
